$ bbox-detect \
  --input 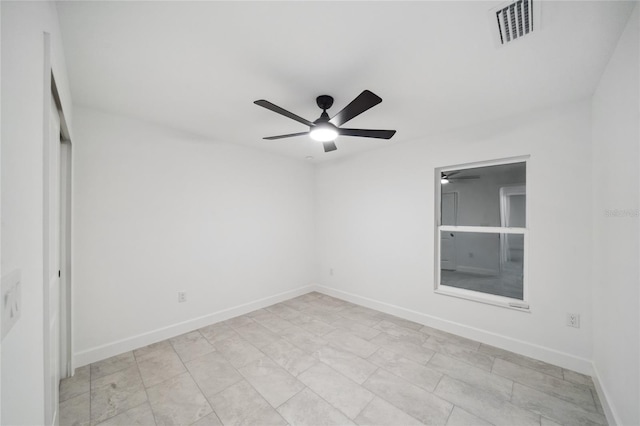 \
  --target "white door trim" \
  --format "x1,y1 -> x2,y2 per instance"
43,32 -> 73,426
